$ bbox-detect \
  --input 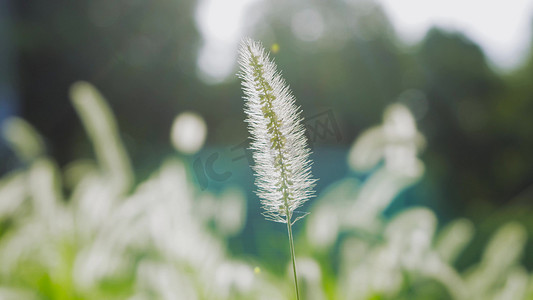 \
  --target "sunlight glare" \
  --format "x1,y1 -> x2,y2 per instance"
195,0 -> 258,83
375,0 -> 533,69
